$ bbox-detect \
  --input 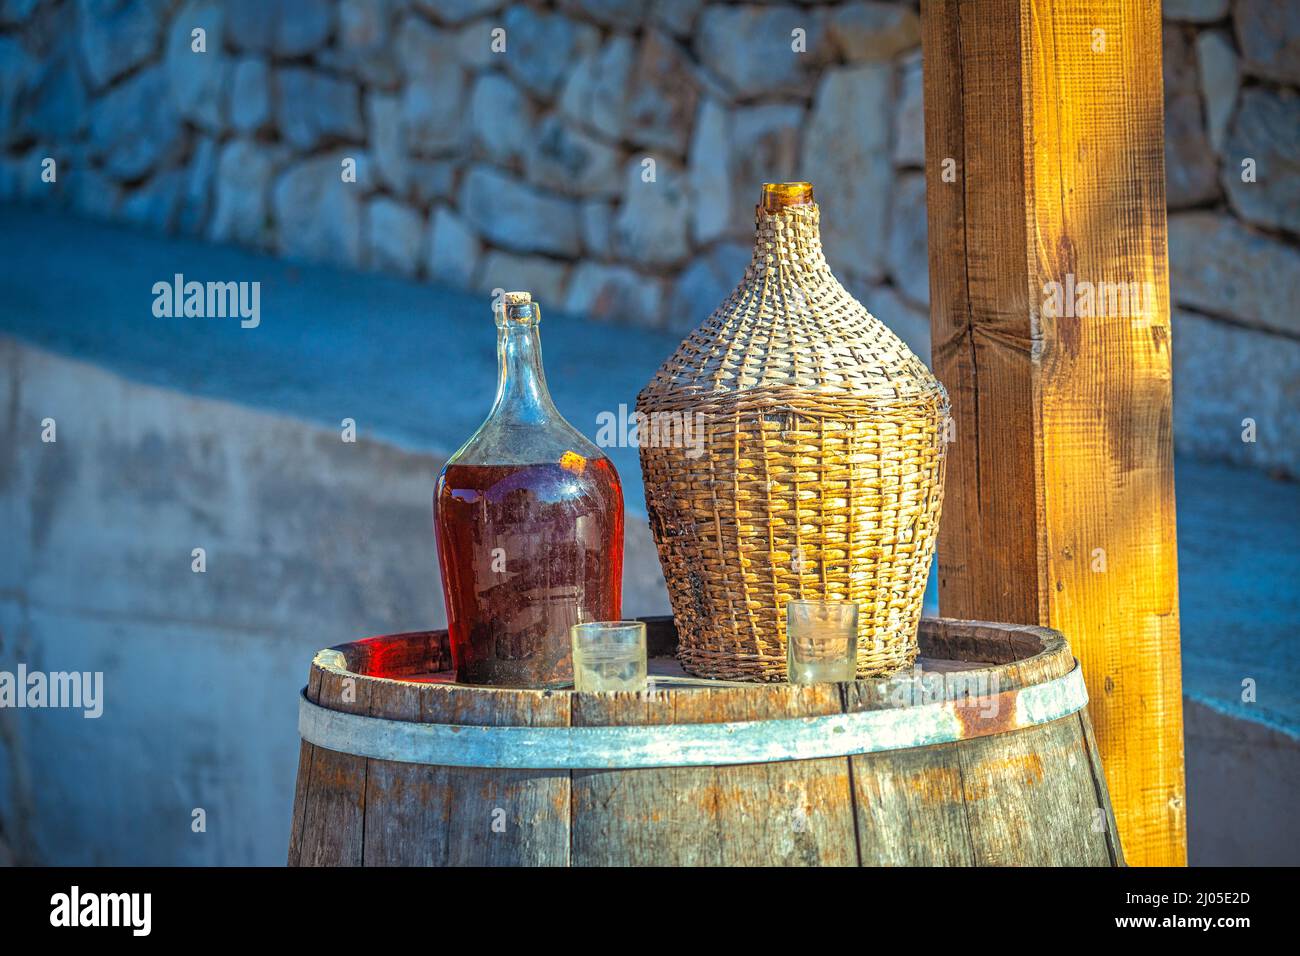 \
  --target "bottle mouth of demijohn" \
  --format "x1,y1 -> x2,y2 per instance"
761,181 -> 815,212
495,290 -> 541,328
